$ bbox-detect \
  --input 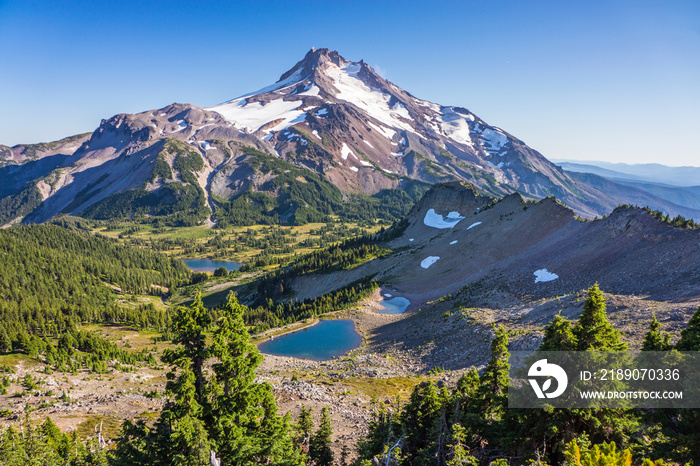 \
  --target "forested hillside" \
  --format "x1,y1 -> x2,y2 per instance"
0,224 -> 190,366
